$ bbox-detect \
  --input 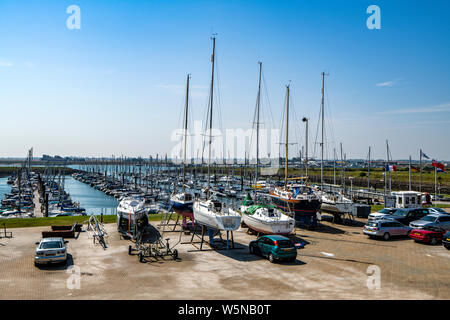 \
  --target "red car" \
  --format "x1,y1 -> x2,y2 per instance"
409,226 -> 446,245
